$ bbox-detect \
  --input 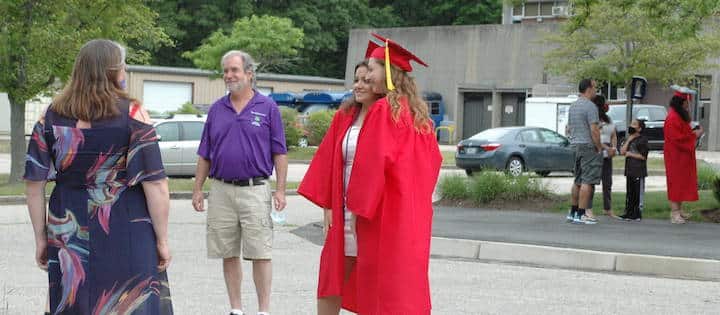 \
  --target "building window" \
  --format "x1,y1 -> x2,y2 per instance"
512,5 -> 523,16
521,1 -> 570,18
430,102 -> 441,115
540,2 -> 554,16
697,75 -> 711,101
524,3 -> 539,17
